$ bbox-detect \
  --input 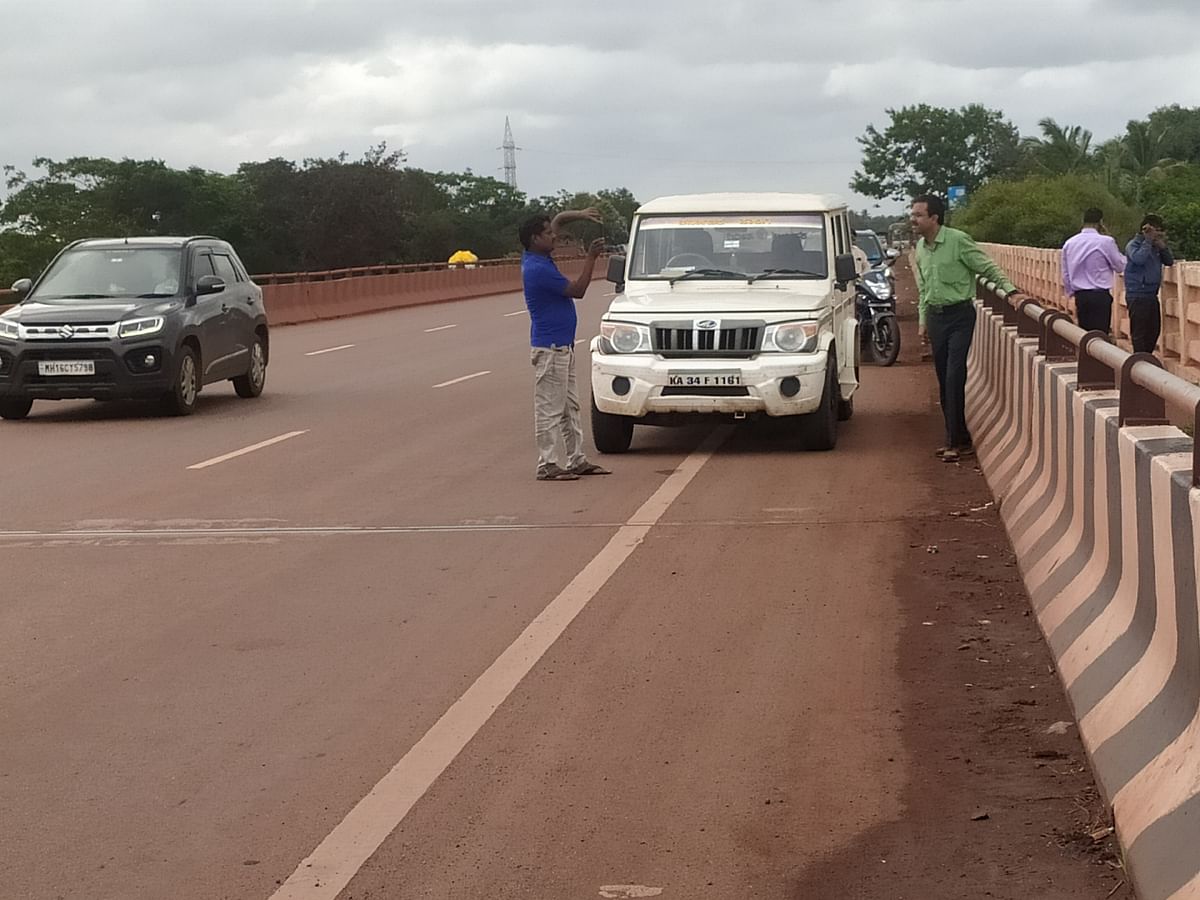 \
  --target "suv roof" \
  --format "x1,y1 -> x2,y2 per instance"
637,193 -> 848,215
68,236 -> 224,250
